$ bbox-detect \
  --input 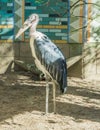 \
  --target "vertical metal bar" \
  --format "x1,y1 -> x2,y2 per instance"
67,0 -> 70,43
53,82 -> 56,114
87,0 -> 92,41
82,0 -> 88,43
79,0 -> 83,43
46,83 -> 49,114
22,0 -> 25,41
